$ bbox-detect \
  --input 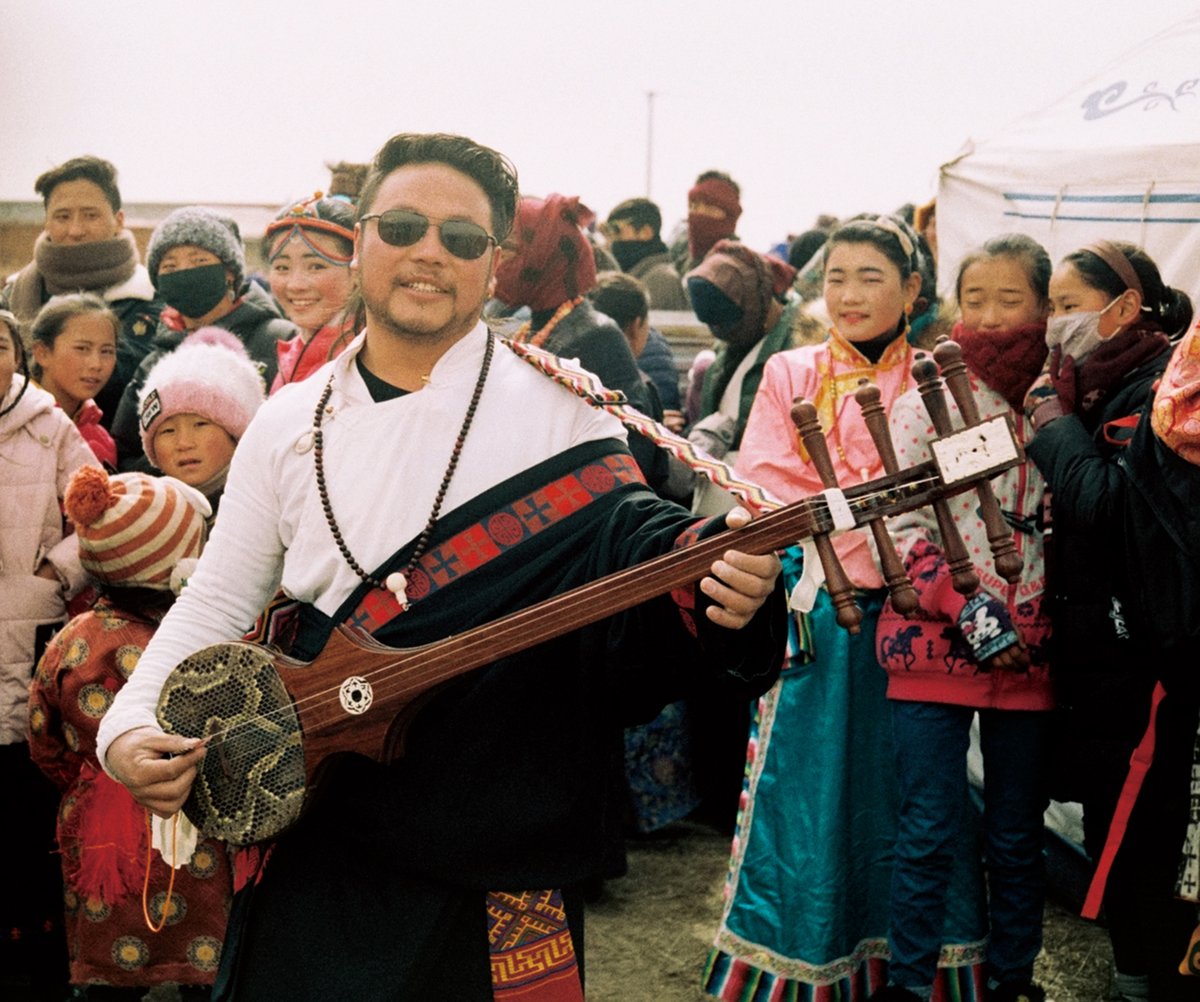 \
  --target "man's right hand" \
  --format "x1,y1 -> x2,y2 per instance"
106,726 -> 206,818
